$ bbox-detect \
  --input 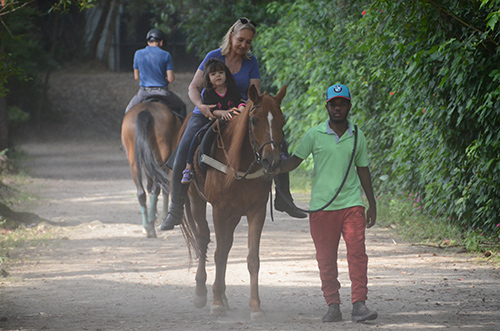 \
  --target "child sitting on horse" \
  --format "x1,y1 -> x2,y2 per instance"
181,58 -> 246,183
